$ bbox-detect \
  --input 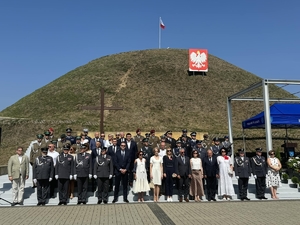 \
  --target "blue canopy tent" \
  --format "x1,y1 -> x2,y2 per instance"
242,103 -> 300,156
242,103 -> 300,129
